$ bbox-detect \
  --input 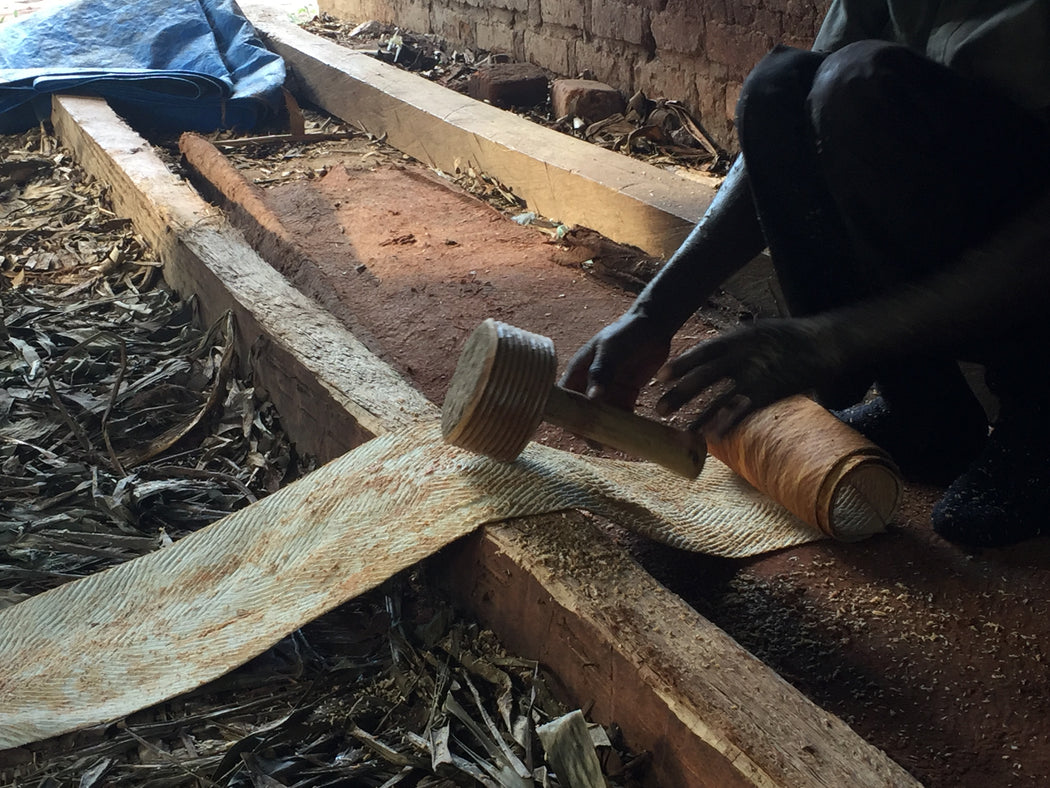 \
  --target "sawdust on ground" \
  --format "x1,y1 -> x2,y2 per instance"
207,116 -> 1050,788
